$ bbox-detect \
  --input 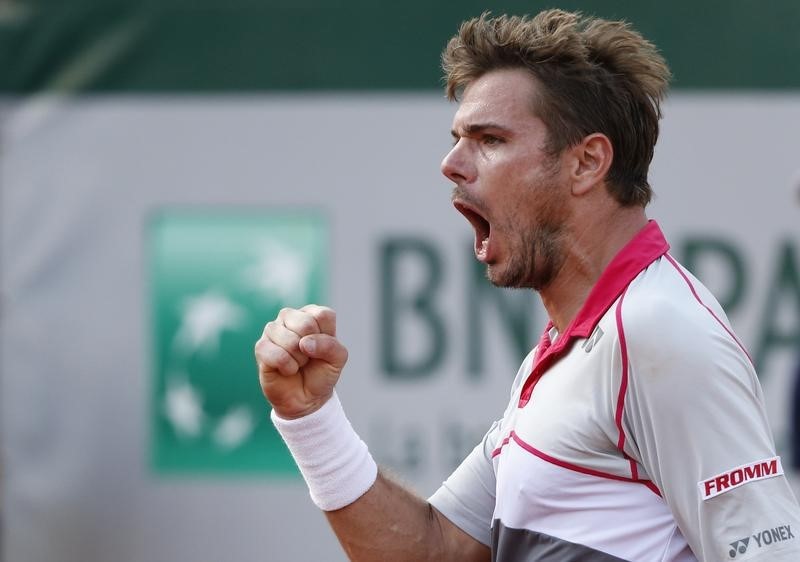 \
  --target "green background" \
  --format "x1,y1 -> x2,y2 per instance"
149,211 -> 327,474
3,0 -> 799,93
